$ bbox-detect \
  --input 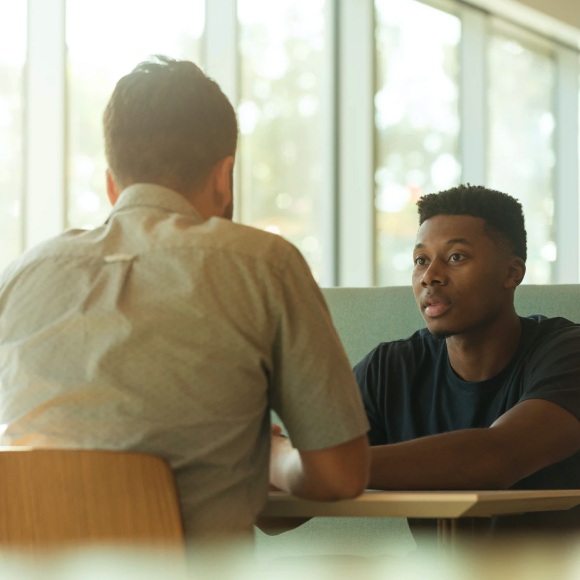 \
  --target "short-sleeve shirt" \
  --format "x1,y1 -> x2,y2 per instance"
355,315 -> 580,531
0,184 -> 369,539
